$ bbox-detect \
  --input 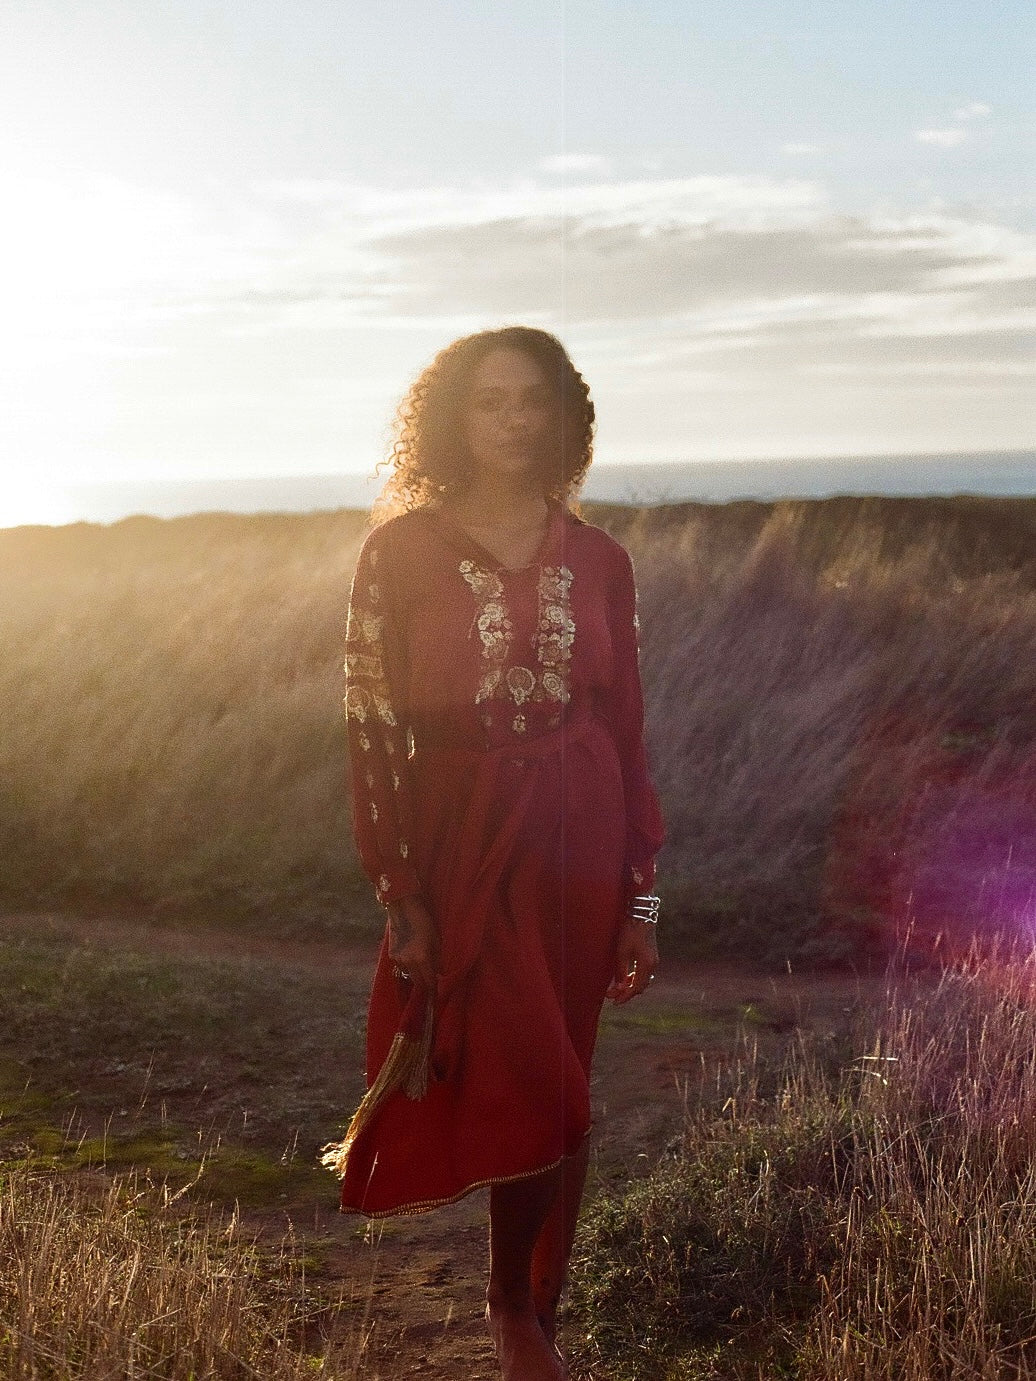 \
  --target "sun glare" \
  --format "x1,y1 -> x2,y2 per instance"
6,174 -> 198,293
0,170 -> 223,499
0,174 -> 203,357
0,477 -> 69,530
